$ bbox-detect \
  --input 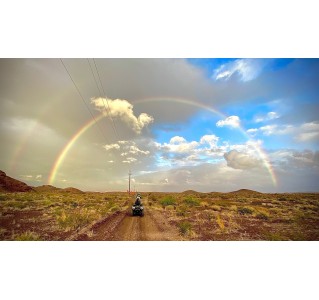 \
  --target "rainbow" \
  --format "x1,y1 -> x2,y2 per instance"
47,96 -> 277,186
48,113 -> 106,185
134,97 -> 277,186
